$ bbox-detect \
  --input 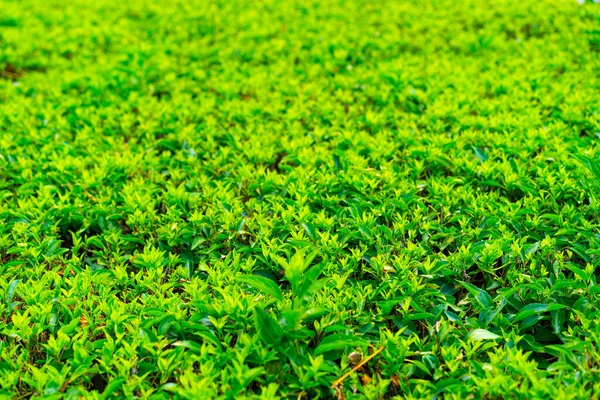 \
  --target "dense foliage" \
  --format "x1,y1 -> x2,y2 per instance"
1,0 -> 600,398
